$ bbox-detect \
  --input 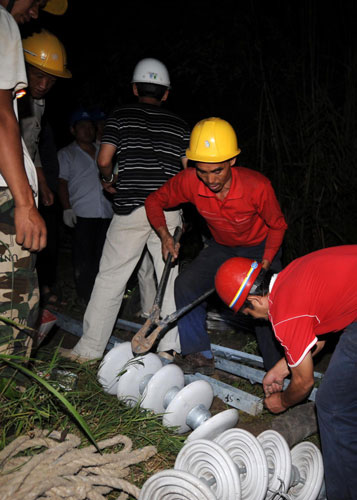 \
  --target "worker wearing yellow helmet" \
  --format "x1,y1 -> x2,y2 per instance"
145,117 -> 288,374
19,29 -> 71,309
19,29 -> 71,202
